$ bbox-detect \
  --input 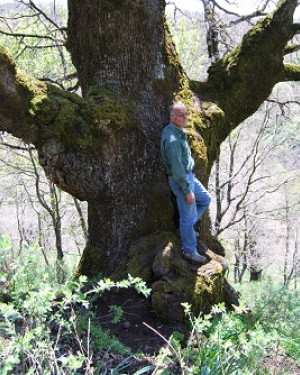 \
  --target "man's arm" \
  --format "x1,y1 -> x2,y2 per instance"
165,141 -> 193,204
